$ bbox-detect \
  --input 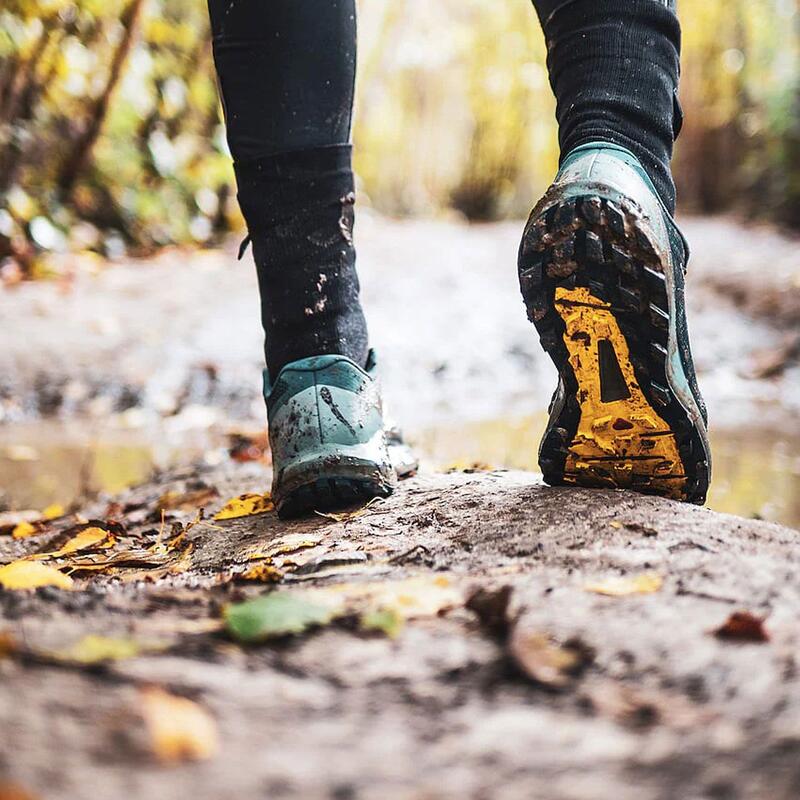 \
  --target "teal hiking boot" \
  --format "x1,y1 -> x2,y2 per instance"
518,142 -> 711,504
265,350 -> 397,518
